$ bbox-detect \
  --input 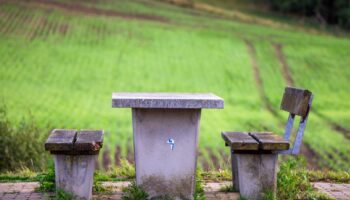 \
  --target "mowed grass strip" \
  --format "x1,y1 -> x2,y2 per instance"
0,0 -> 350,170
